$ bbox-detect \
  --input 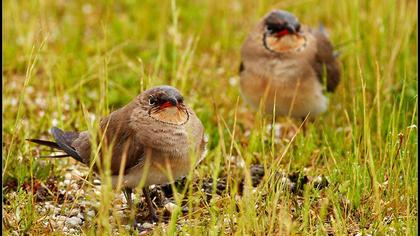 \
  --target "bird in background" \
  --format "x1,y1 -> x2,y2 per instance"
27,85 -> 207,225
239,10 -> 341,122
